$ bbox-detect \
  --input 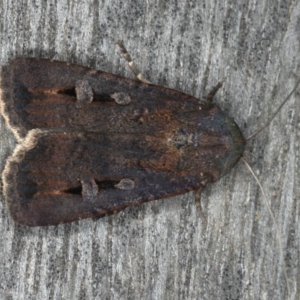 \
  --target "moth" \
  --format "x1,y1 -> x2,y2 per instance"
0,42 -> 294,228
